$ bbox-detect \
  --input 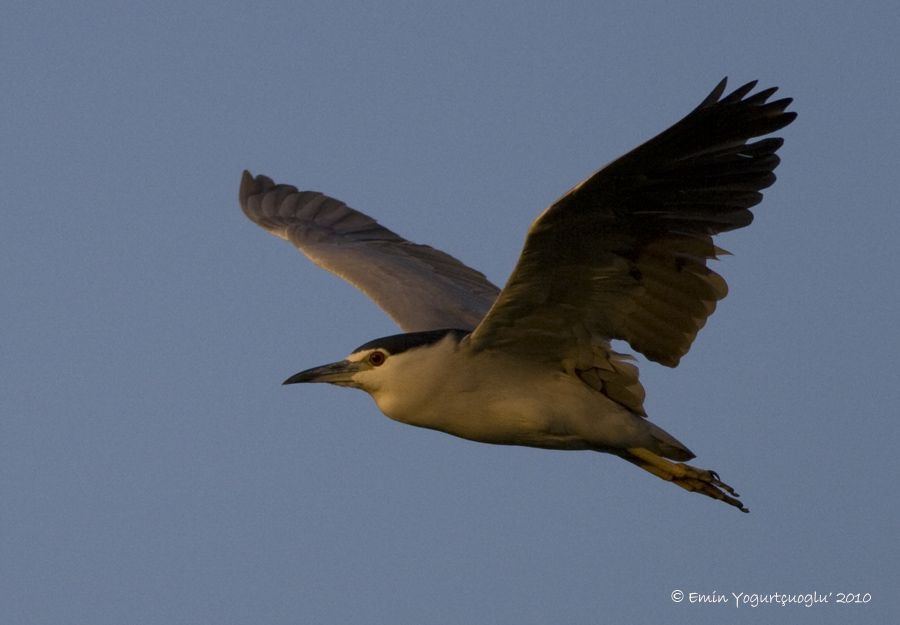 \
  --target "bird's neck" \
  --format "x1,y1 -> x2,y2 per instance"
370,336 -> 473,429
